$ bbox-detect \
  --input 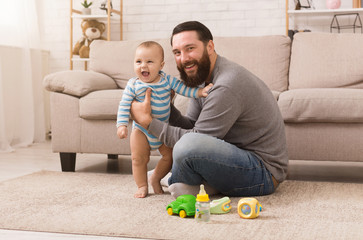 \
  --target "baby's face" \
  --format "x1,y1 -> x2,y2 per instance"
134,45 -> 164,84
